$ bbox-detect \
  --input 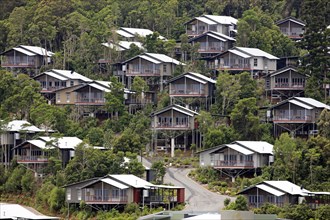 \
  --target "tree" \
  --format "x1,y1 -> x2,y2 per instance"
230,97 -> 261,140
215,72 -> 241,115
48,186 -> 66,212
225,195 -> 248,211
21,169 -> 36,194
151,161 -> 166,184
300,0 -> 330,102
105,76 -> 125,120
131,76 -> 148,103
317,109 -> 330,138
